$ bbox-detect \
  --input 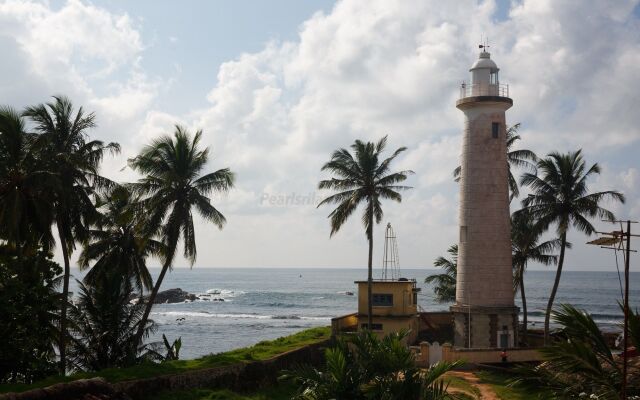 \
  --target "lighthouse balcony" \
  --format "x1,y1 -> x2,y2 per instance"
459,82 -> 509,98
456,82 -> 512,108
